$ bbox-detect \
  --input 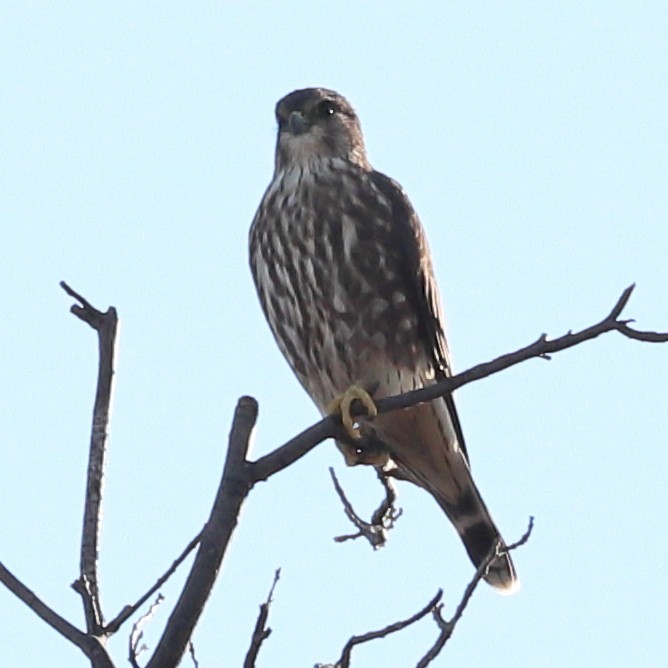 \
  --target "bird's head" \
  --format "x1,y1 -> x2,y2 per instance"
274,88 -> 370,172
